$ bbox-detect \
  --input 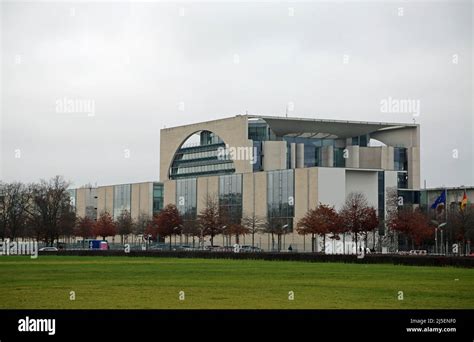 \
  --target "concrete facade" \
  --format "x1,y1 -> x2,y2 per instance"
158,115 -> 422,251
160,115 -> 253,181
72,181 -> 162,221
